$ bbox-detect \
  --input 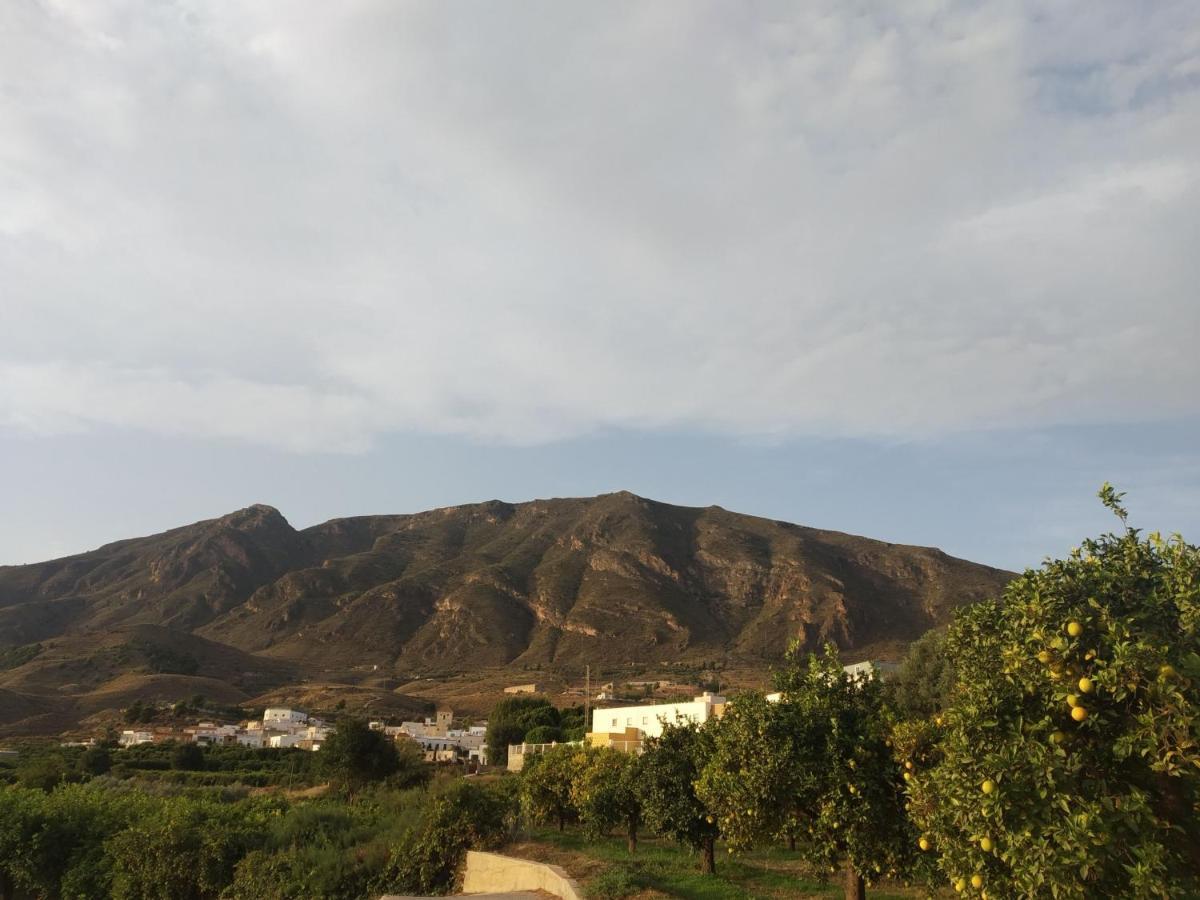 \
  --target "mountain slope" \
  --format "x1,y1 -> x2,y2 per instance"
0,493 -> 1014,732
